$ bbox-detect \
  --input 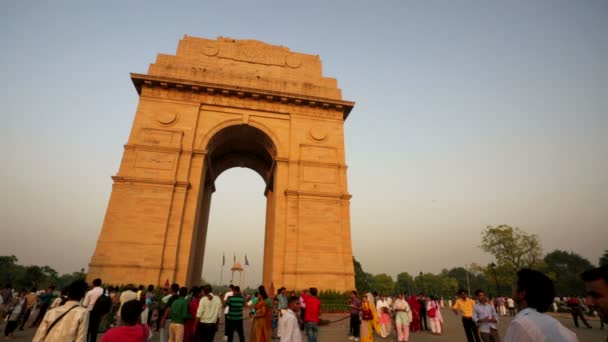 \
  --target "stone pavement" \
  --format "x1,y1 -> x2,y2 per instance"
6,309 -> 606,341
